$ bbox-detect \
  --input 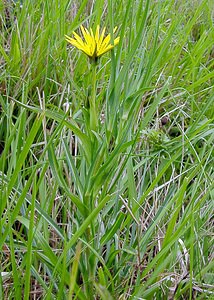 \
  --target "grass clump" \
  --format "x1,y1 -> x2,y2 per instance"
0,0 -> 213,299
